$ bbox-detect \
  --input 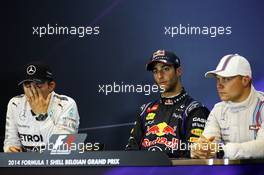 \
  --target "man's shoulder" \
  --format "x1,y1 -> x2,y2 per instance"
139,100 -> 158,117
8,94 -> 25,105
12,94 -> 25,100
255,91 -> 264,114
256,90 -> 264,100
184,96 -> 209,115
211,101 -> 225,112
52,92 -> 76,105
